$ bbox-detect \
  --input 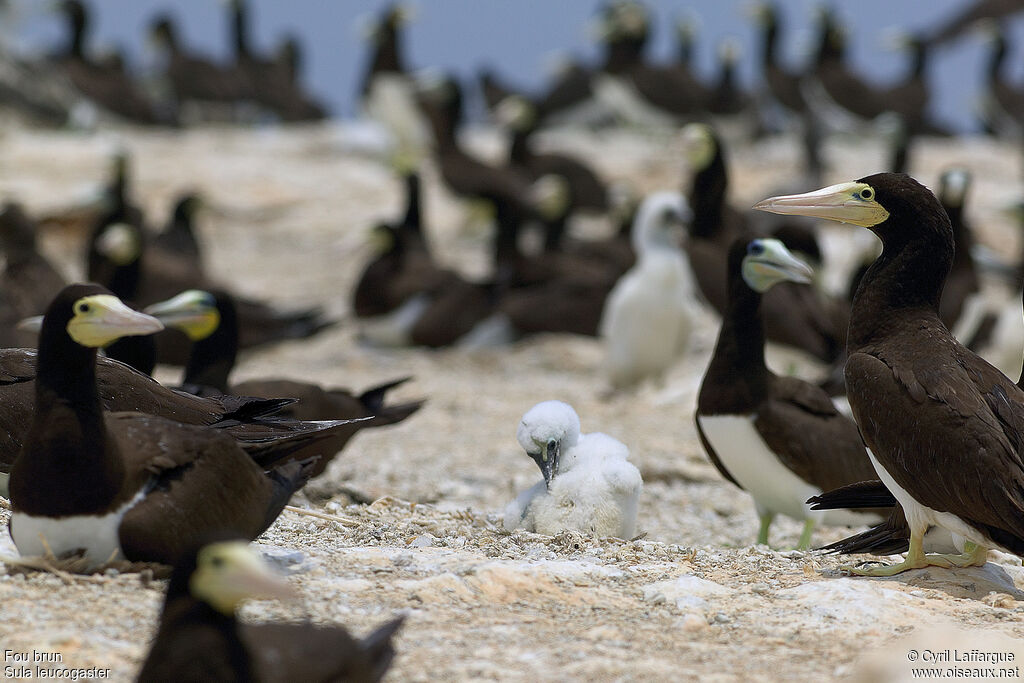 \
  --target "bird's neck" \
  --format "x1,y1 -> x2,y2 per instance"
760,22 -> 778,66
160,598 -> 255,681
988,40 -> 1006,81
701,276 -> 769,413
509,129 -> 531,164
677,35 -> 694,66
848,235 -> 953,350
908,44 -> 927,79
689,156 -> 727,239
400,173 -> 422,234
231,1 -> 251,61
67,12 -> 87,60
371,28 -> 403,74
12,331 -> 123,515
183,320 -> 237,396
603,39 -> 644,73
